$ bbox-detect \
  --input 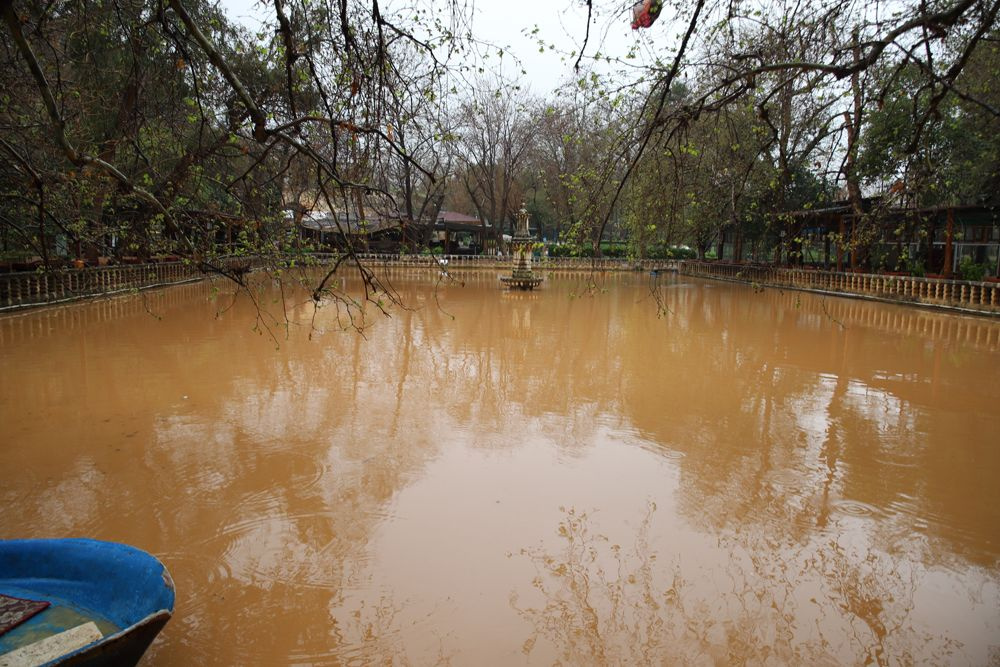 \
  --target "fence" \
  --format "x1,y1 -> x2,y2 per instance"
0,254 -> 681,312
346,253 -> 681,273
7,255 -> 997,316
0,262 -> 211,311
681,261 -> 1000,315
